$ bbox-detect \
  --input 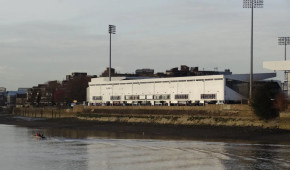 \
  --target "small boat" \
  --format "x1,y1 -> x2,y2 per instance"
34,133 -> 46,139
